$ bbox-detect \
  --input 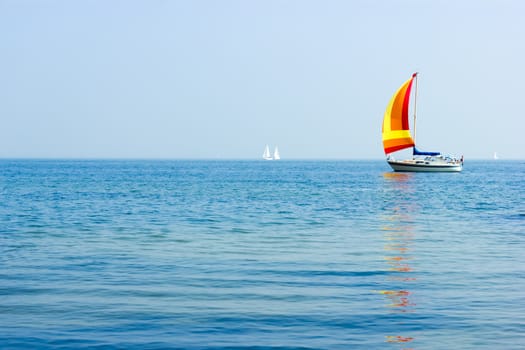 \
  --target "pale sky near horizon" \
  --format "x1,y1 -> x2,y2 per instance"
1,0 -> 524,159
